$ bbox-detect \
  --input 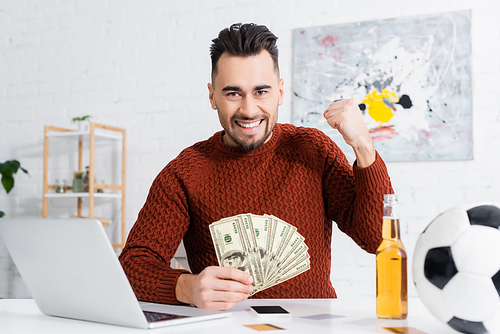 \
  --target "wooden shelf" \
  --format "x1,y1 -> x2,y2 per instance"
45,193 -> 122,199
42,122 -> 127,250
46,129 -> 122,140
